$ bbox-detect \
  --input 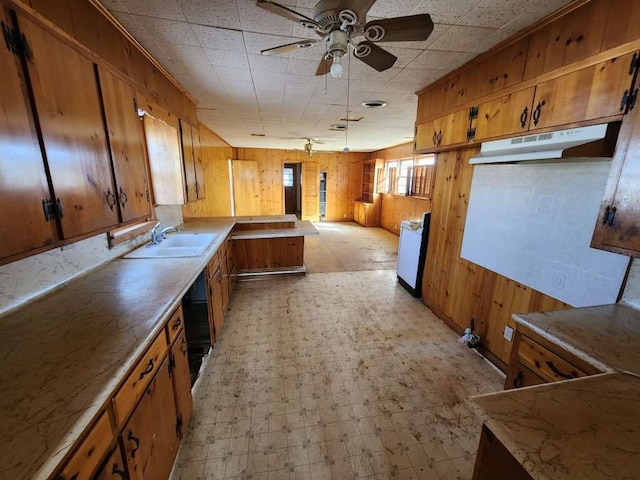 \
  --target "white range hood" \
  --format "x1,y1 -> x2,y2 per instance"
470,124 -> 611,164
